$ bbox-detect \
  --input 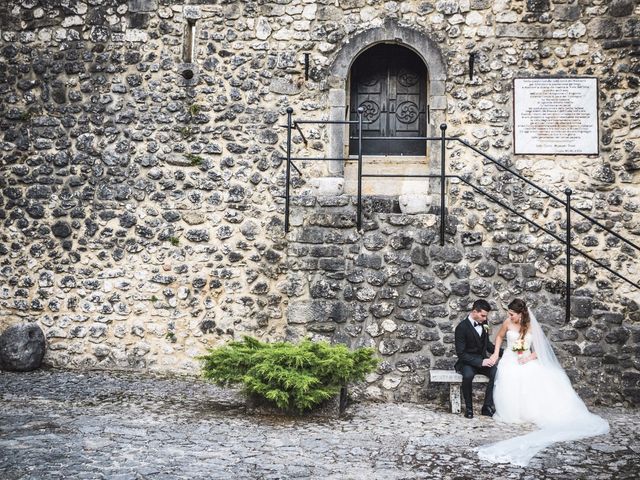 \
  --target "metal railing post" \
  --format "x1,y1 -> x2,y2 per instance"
439,123 -> 447,246
357,107 -> 363,231
285,107 -> 293,233
565,188 -> 572,323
